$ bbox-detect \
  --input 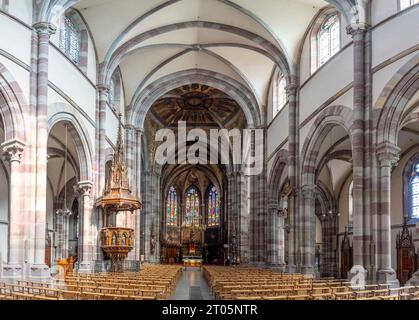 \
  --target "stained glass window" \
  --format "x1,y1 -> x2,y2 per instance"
60,16 -> 80,64
166,186 -> 178,226
400,0 -> 419,10
273,74 -> 287,118
185,187 -> 200,227
318,14 -> 340,67
410,164 -> 419,220
207,185 -> 220,227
